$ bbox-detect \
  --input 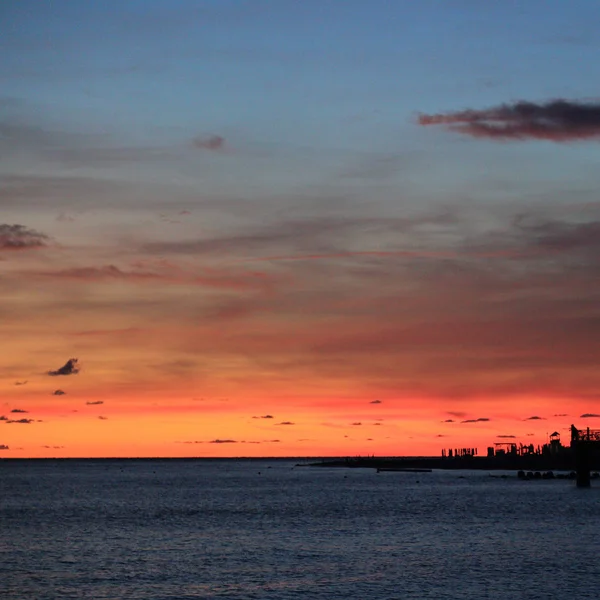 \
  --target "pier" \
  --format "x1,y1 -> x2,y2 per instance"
570,425 -> 600,488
